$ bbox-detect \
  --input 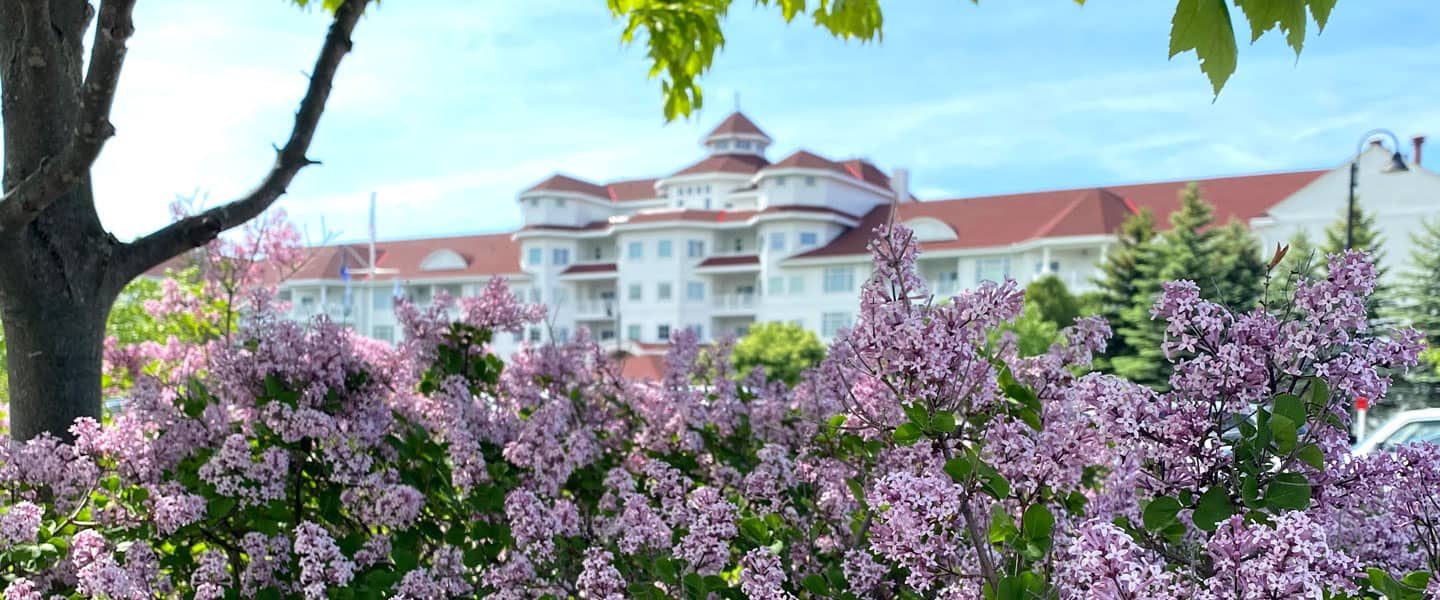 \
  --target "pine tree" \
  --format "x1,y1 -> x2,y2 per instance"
1111,183 -> 1265,389
1208,220 -> 1266,311
1266,230 -> 1323,316
1394,217 -> 1440,395
1090,208 -> 1157,374
1322,203 -> 1389,322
